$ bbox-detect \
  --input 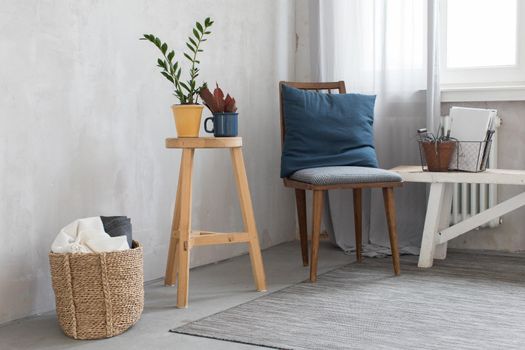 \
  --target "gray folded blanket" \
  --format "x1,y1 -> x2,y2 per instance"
100,216 -> 132,248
